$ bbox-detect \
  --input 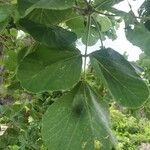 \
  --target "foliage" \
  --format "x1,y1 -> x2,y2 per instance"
0,0 -> 150,150
111,105 -> 150,150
